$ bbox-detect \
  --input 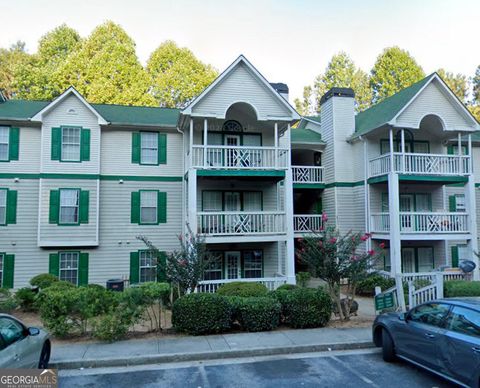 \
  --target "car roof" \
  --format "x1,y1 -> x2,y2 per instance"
435,297 -> 480,310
